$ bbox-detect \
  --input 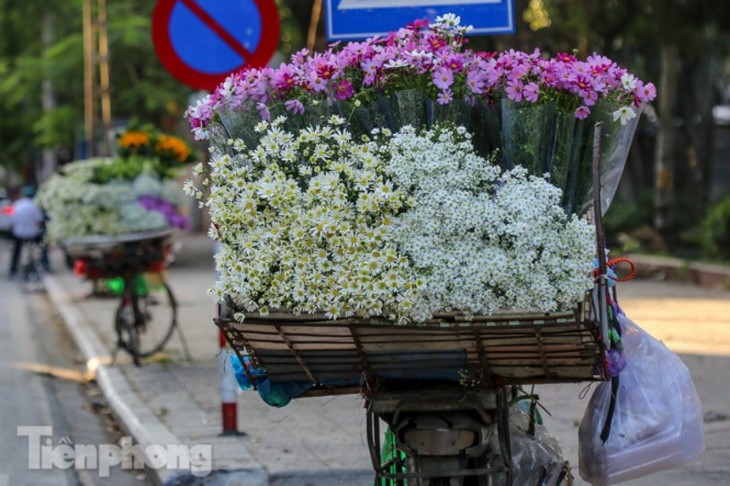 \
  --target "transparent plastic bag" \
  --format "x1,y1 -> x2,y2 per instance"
578,313 -> 705,485
486,405 -> 571,486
